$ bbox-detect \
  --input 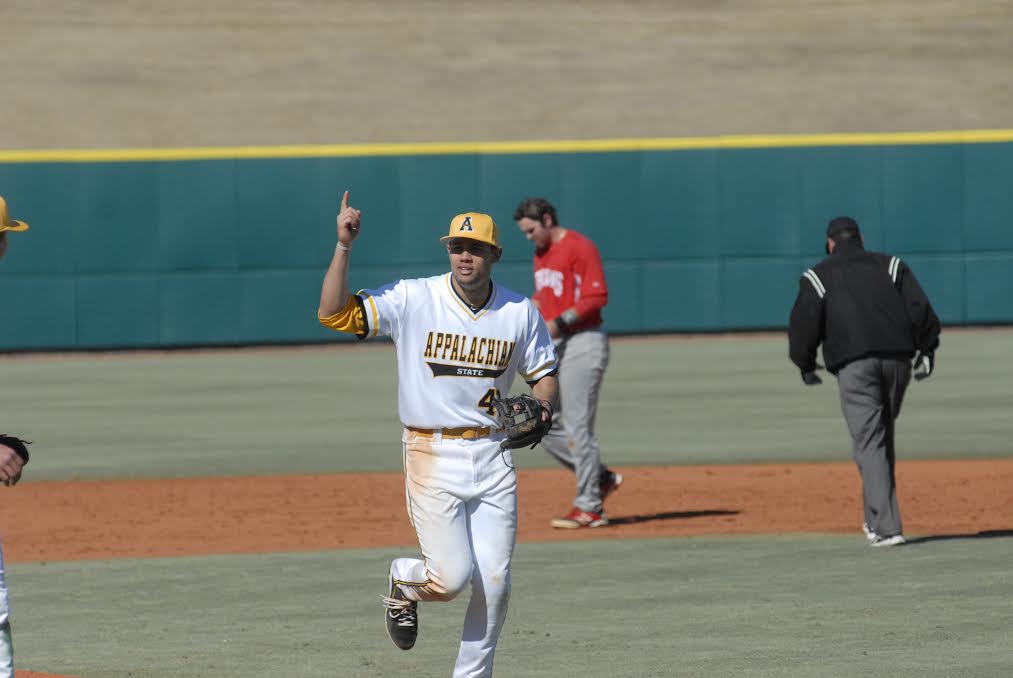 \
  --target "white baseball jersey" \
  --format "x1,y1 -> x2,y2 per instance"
357,273 -> 557,429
